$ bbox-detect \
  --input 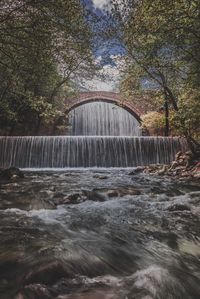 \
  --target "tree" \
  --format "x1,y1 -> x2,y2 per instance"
141,111 -> 165,135
0,0 -> 97,134
171,89 -> 200,152
109,0 -> 200,147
